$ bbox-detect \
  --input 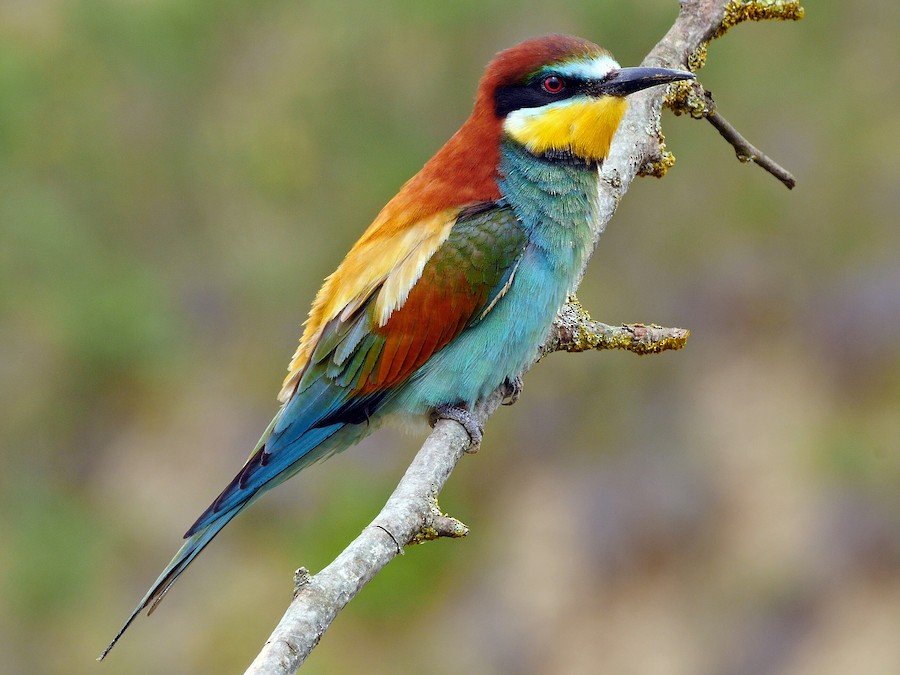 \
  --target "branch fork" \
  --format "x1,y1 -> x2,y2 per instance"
245,299 -> 688,674
657,0 -> 804,189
